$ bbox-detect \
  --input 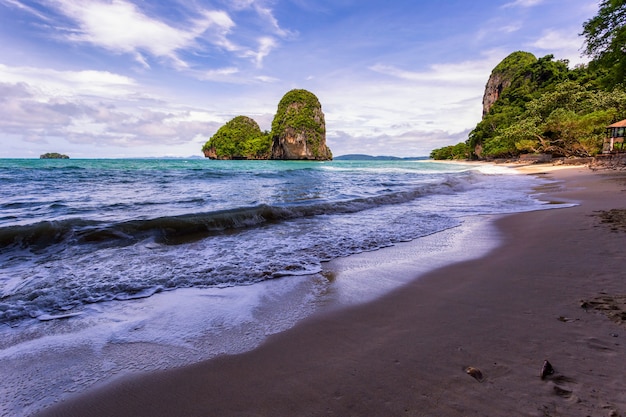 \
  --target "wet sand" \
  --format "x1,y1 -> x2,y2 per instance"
36,166 -> 626,417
